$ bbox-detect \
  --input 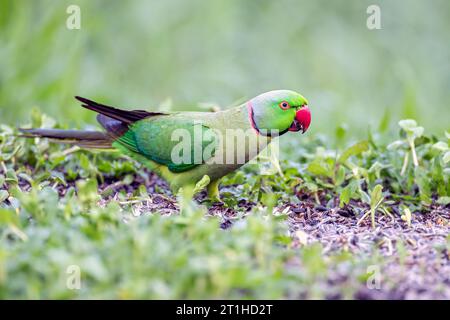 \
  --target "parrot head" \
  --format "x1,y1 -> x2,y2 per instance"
247,90 -> 310,136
